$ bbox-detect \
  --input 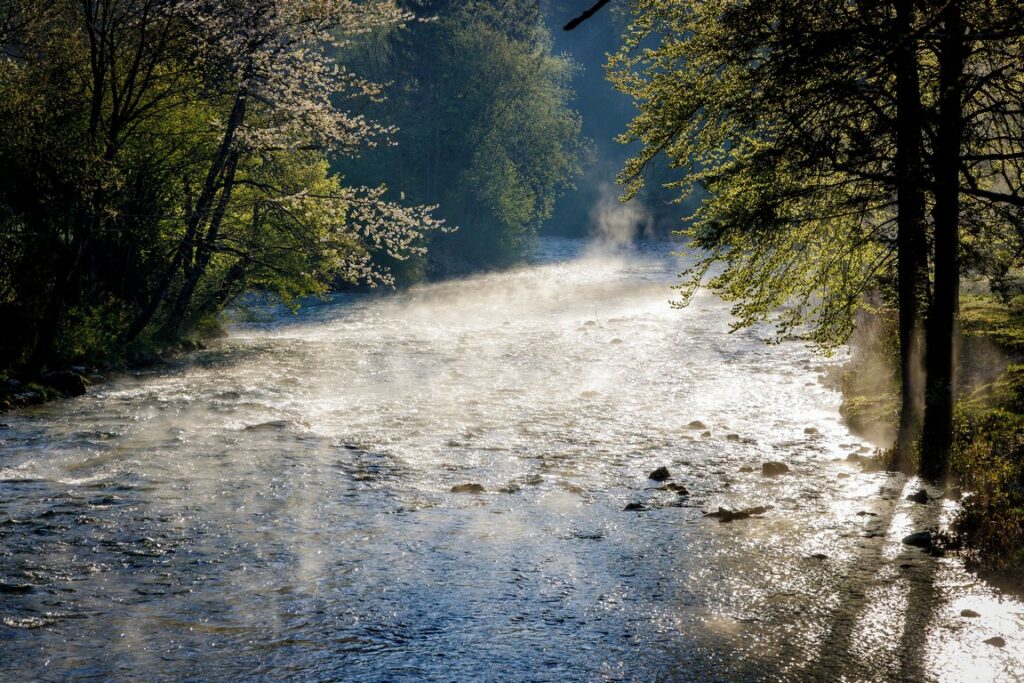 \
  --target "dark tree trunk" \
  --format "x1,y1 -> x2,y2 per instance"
921,0 -> 965,483
891,0 -> 929,473
123,92 -> 248,343
159,149 -> 240,339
